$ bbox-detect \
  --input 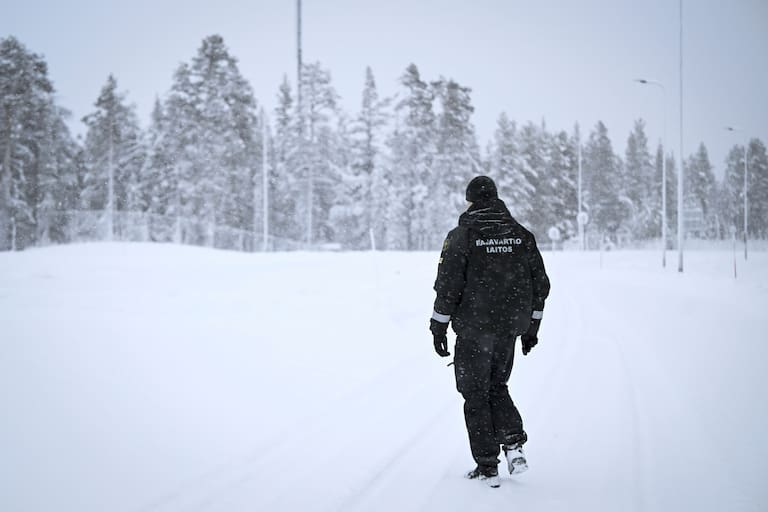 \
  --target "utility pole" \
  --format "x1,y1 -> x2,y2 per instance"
297,0 -> 312,247
107,117 -> 114,242
297,0 -> 302,119
261,109 -> 269,252
677,0 -> 685,272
